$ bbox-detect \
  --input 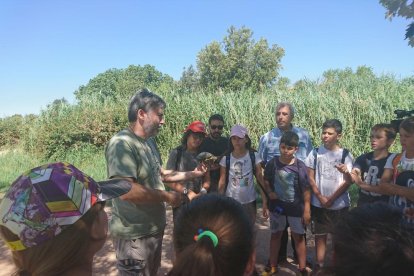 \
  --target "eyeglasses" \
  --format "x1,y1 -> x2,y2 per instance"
210,125 -> 224,130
